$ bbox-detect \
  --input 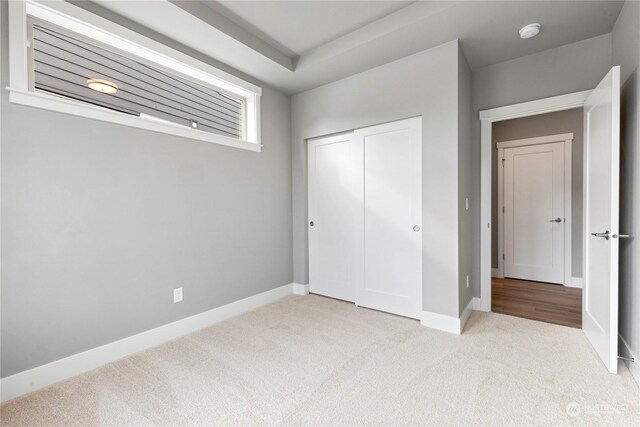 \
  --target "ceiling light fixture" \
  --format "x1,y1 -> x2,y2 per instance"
519,23 -> 541,39
86,78 -> 118,94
